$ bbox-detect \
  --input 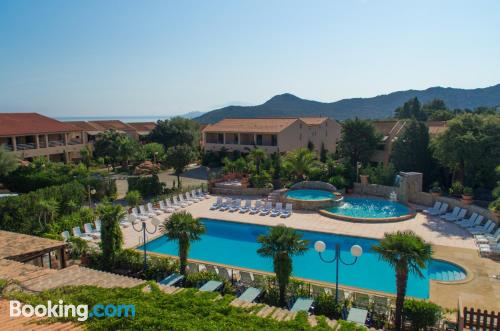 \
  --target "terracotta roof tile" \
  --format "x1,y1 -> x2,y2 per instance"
127,122 -> 156,131
65,121 -> 101,131
0,230 -> 66,260
300,117 -> 328,125
0,113 -> 80,136
88,120 -> 135,131
202,117 -> 326,133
